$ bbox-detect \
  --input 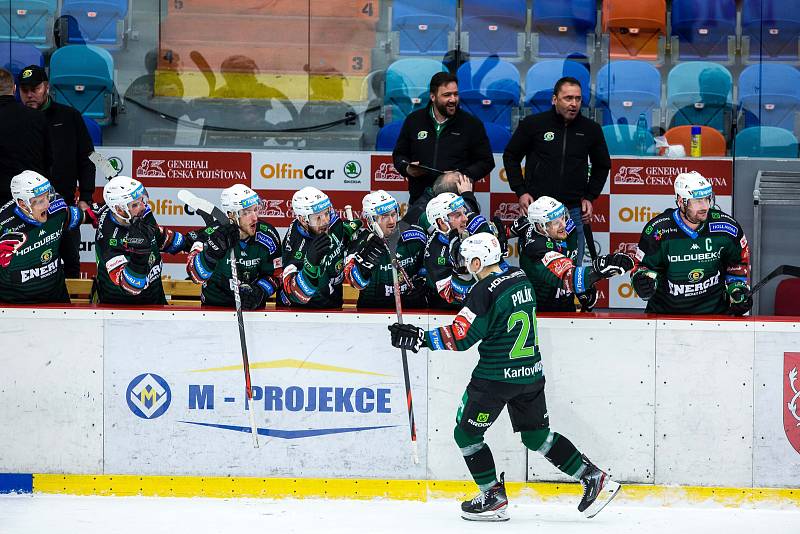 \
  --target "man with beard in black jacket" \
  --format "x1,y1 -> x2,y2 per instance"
393,72 -> 494,205
0,68 -> 52,206
18,65 -> 95,278
503,76 -> 610,266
